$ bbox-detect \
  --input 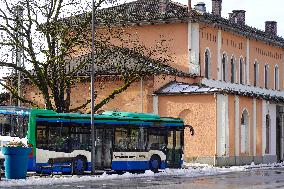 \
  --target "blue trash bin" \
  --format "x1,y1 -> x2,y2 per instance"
2,147 -> 32,179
